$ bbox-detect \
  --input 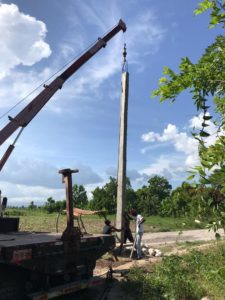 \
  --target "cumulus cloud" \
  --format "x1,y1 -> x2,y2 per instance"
140,114 -> 221,182
0,2 -> 165,116
142,123 -> 199,168
189,113 -> 224,147
48,2 -> 166,110
0,157 -> 103,188
0,3 -> 51,78
0,158 -> 103,205
0,181 -> 64,206
140,154 -> 186,180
